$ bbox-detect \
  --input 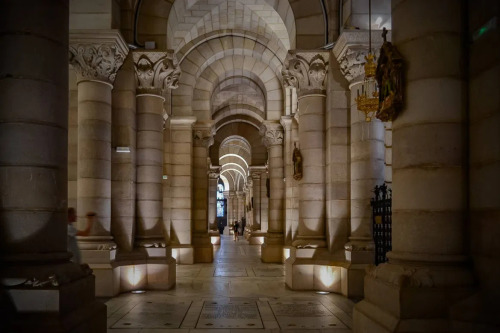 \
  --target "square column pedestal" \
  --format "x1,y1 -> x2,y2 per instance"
285,247 -> 367,296
81,246 -> 176,295
81,249 -> 119,297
